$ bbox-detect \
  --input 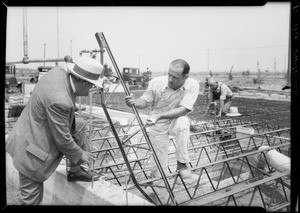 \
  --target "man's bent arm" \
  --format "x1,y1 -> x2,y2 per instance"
206,89 -> 213,110
157,106 -> 190,120
219,99 -> 224,114
133,97 -> 148,109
